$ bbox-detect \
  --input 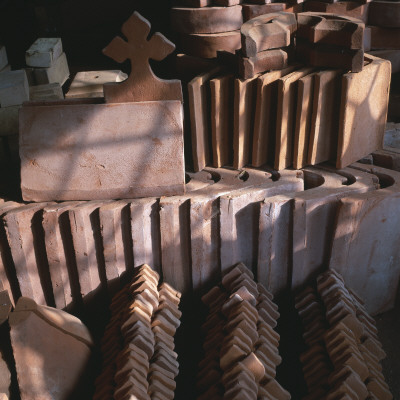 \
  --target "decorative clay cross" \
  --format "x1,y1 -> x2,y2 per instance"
103,12 -> 182,103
